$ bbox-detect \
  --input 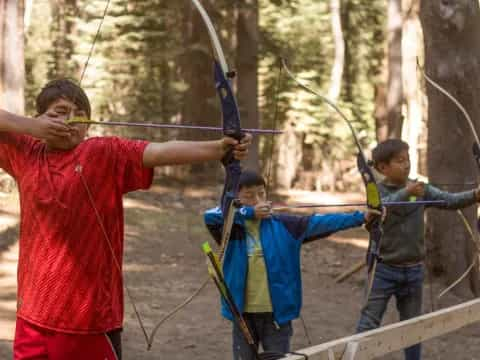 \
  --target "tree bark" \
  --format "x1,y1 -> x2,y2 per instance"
0,1 -> 4,98
386,0 -> 404,138
328,0 -> 344,102
184,0 -> 220,179
0,0 -> 25,114
420,0 -> 480,297
315,0 -> 344,191
402,0 -> 422,177
236,0 -> 259,171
